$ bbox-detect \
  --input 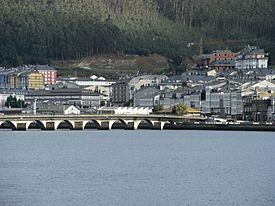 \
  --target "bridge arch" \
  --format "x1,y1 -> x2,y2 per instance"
0,121 -> 16,130
84,120 -> 101,130
27,120 -> 46,130
137,119 -> 154,129
56,120 -> 74,130
111,119 -> 128,129
162,120 -> 176,129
